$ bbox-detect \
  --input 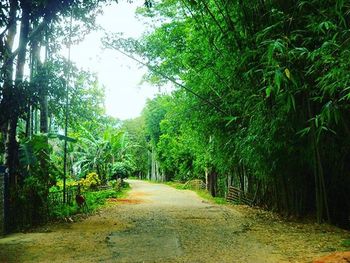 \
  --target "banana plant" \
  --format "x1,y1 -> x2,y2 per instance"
72,125 -> 137,182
